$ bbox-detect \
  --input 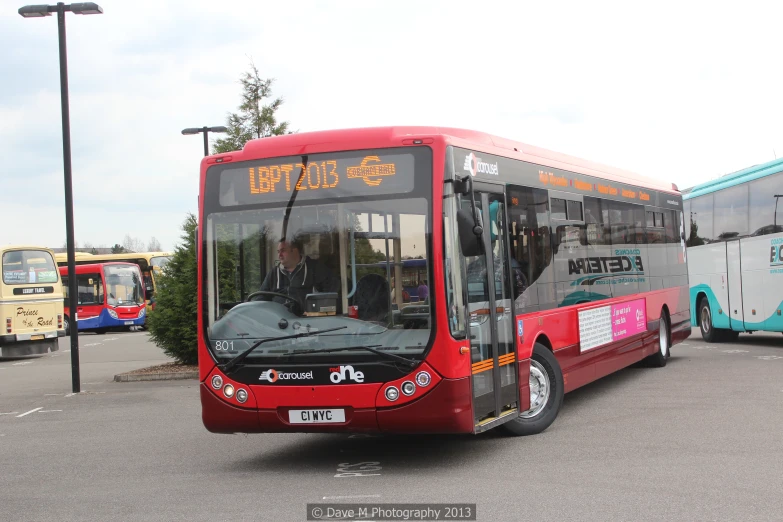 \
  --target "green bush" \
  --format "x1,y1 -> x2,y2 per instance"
146,213 -> 198,365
